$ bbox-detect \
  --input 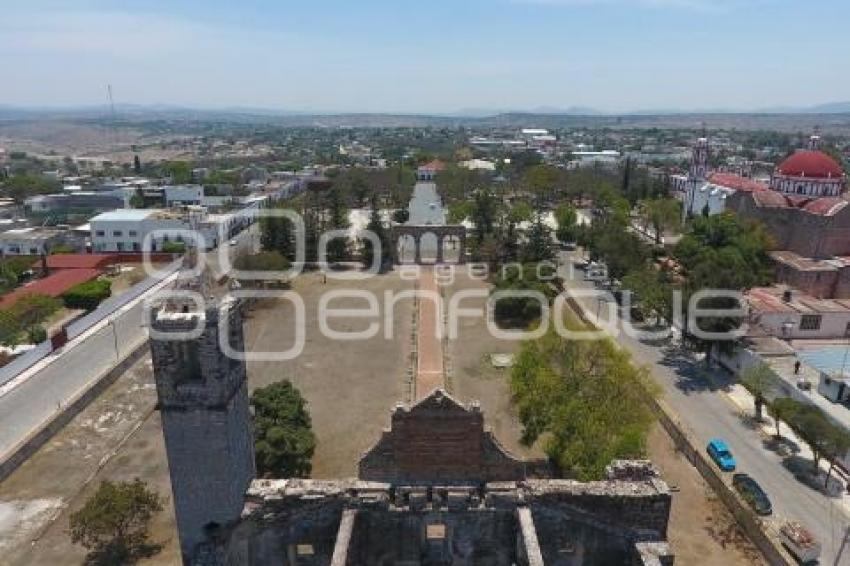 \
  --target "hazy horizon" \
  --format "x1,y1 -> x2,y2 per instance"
2,0 -> 849,114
